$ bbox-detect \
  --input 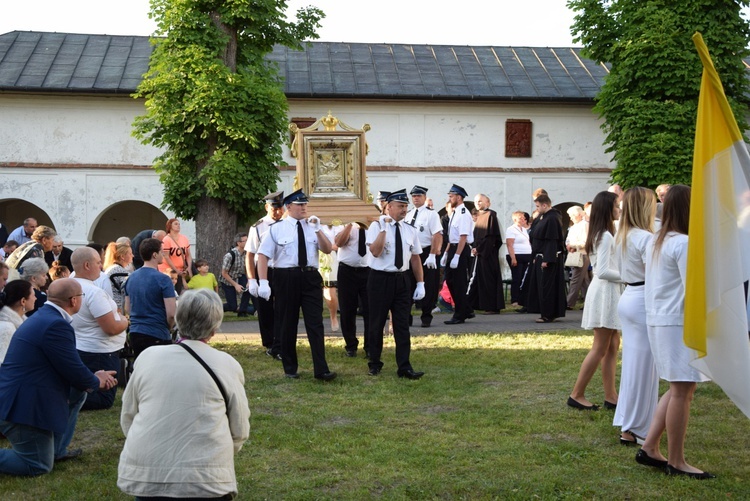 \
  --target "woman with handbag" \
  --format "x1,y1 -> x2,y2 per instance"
118,289 -> 251,499
158,218 -> 192,292
568,191 -> 622,410
565,206 -> 591,309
